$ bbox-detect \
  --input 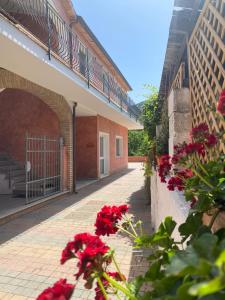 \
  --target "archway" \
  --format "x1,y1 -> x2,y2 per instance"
0,69 -> 73,195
